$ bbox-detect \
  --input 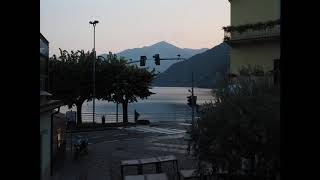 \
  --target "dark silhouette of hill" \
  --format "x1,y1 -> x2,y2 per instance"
100,41 -> 208,73
153,43 -> 231,88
